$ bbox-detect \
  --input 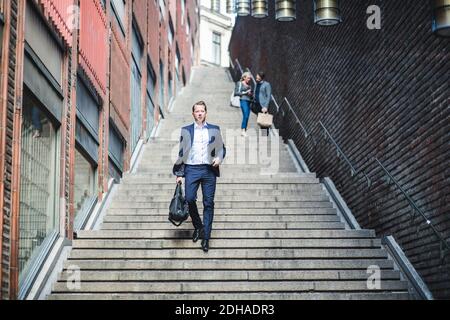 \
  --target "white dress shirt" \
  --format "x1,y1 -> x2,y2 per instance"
185,122 -> 210,165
